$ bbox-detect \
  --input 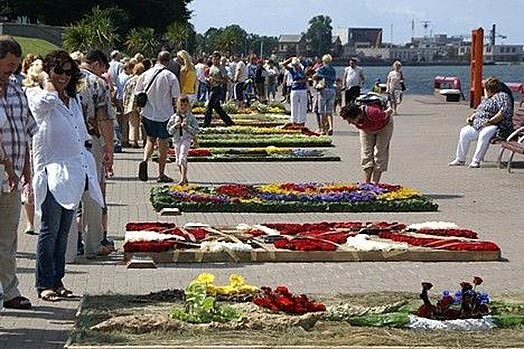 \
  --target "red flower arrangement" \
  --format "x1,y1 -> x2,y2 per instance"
416,277 -> 489,320
124,240 -> 178,253
274,237 -> 338,251
417,229 -> 478,239
253,285 -> 326,315
188,148 -> 212,157
378,231 -> 500,251
126,222 -> 177,232
216,184 -> 253,198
